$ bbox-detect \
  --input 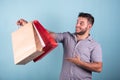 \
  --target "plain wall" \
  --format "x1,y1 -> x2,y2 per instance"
0,0 -> 120,80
